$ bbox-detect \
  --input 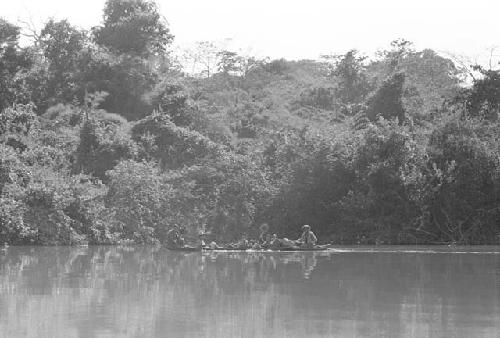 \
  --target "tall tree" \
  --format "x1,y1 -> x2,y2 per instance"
466,67 -> 500,120
365,72 -> 406,123
0,19 -> 31,111
38,19 -> 88,107
323,50 -> 370,105
382,38 -> 415,72
93,0 -> 173,57
182,41 -> 220,77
